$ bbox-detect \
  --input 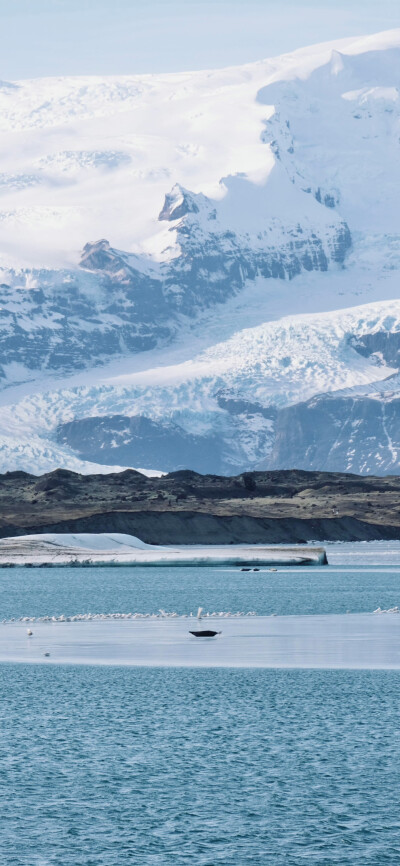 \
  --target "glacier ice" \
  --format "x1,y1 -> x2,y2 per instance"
0,31 -> 400,474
